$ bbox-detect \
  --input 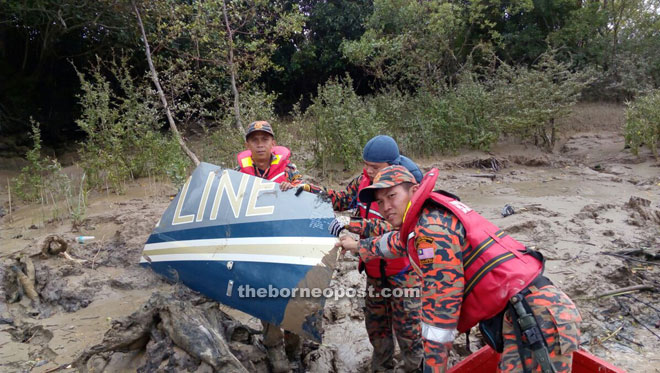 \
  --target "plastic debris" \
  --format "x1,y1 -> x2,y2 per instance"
501,204 -> 515,217
77,236 -> 95,244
